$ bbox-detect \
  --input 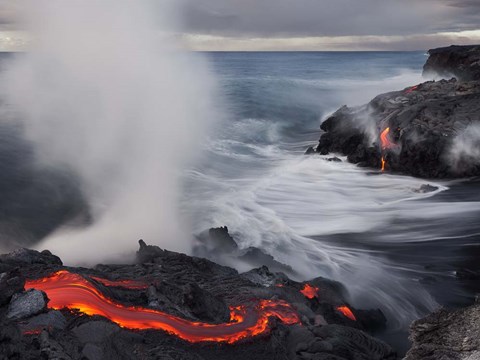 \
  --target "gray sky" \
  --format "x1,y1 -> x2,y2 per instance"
0,0 -> 479,51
